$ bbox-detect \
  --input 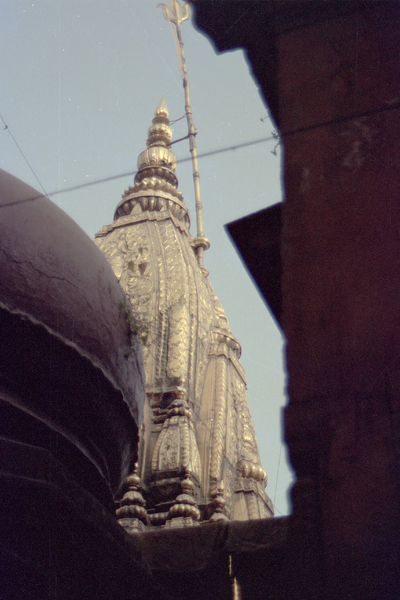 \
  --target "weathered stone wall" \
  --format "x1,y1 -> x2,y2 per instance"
194,2 -> 400,598
281,5 -> 400,598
